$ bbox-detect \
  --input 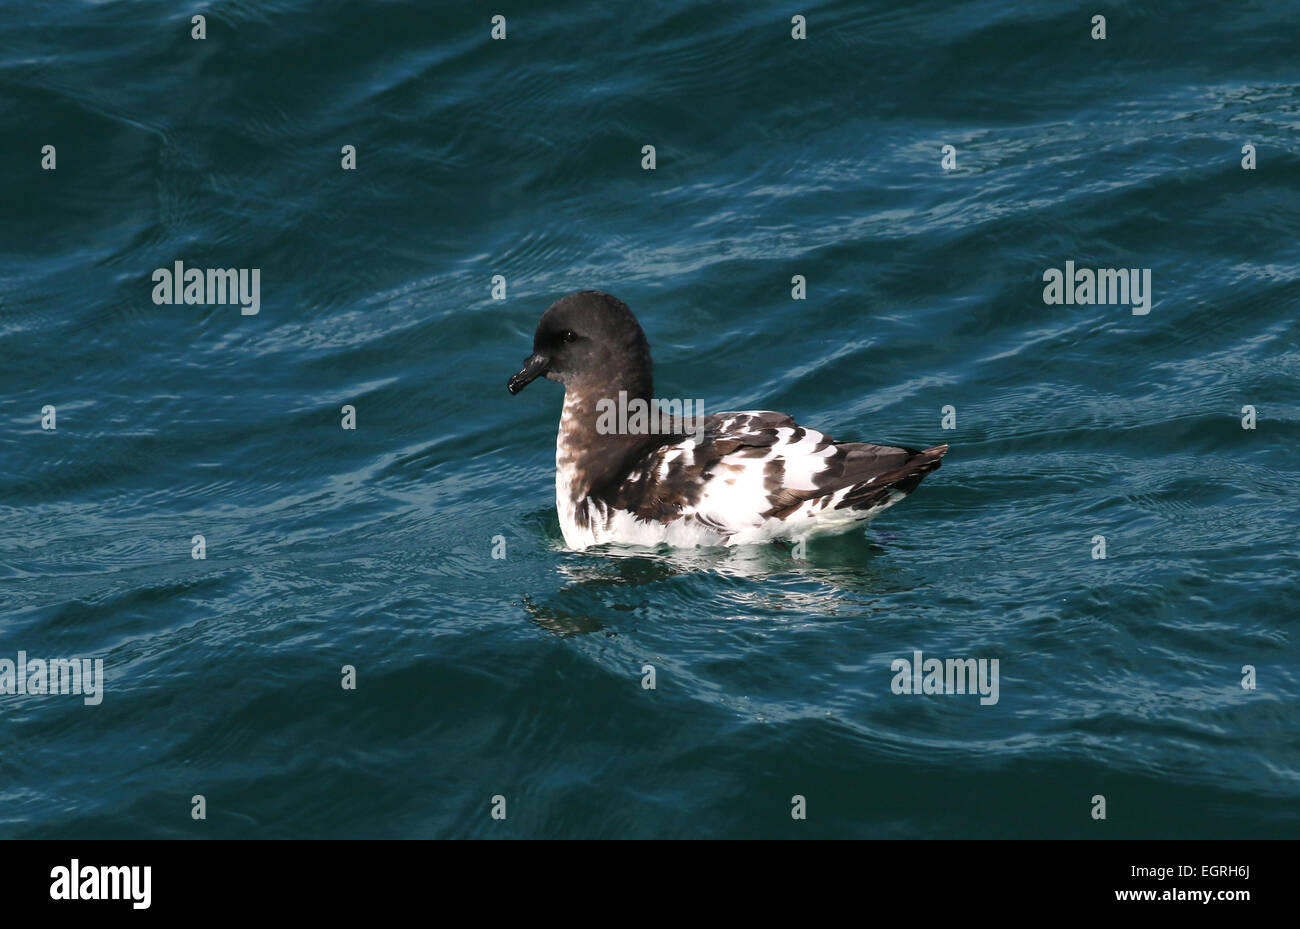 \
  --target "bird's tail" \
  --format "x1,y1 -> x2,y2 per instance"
833,443 -> 947,511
